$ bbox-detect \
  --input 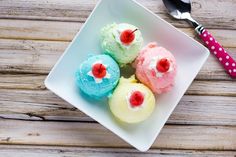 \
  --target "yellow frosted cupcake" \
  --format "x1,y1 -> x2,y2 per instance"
109,75 -> 155,123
